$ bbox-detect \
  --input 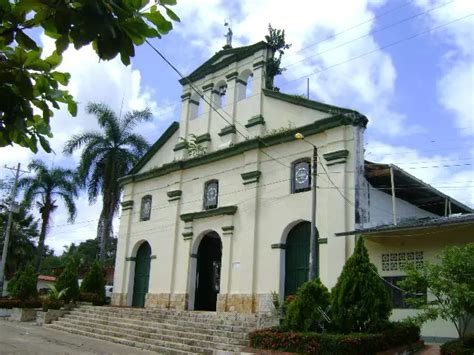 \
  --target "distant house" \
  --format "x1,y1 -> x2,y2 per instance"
37,275 -> 56,293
